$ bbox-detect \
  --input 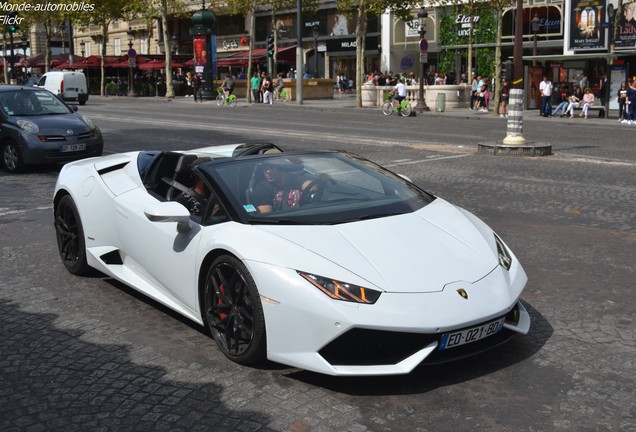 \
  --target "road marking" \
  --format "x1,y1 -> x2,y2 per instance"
0,206 -> 52,217
386,154 -> 470,167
